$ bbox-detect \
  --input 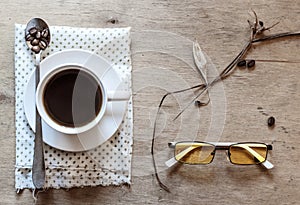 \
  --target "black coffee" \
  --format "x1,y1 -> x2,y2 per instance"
43,68 -> 102,127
